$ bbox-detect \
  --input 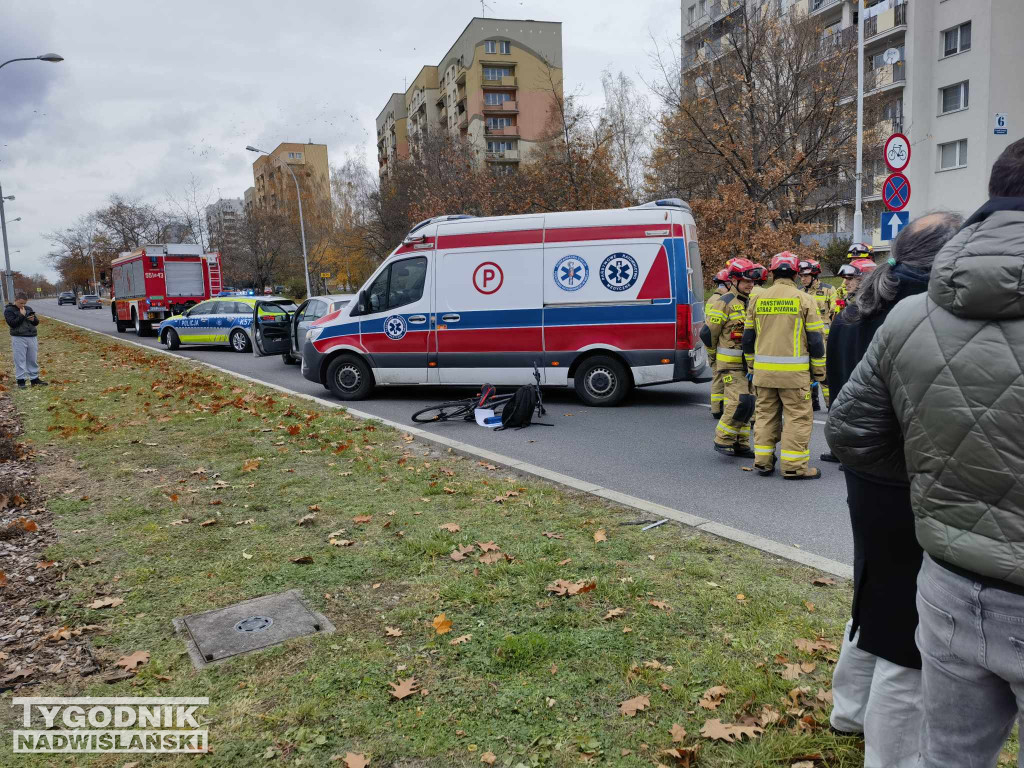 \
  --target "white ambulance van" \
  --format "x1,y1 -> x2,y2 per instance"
258,199 -> 709,406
